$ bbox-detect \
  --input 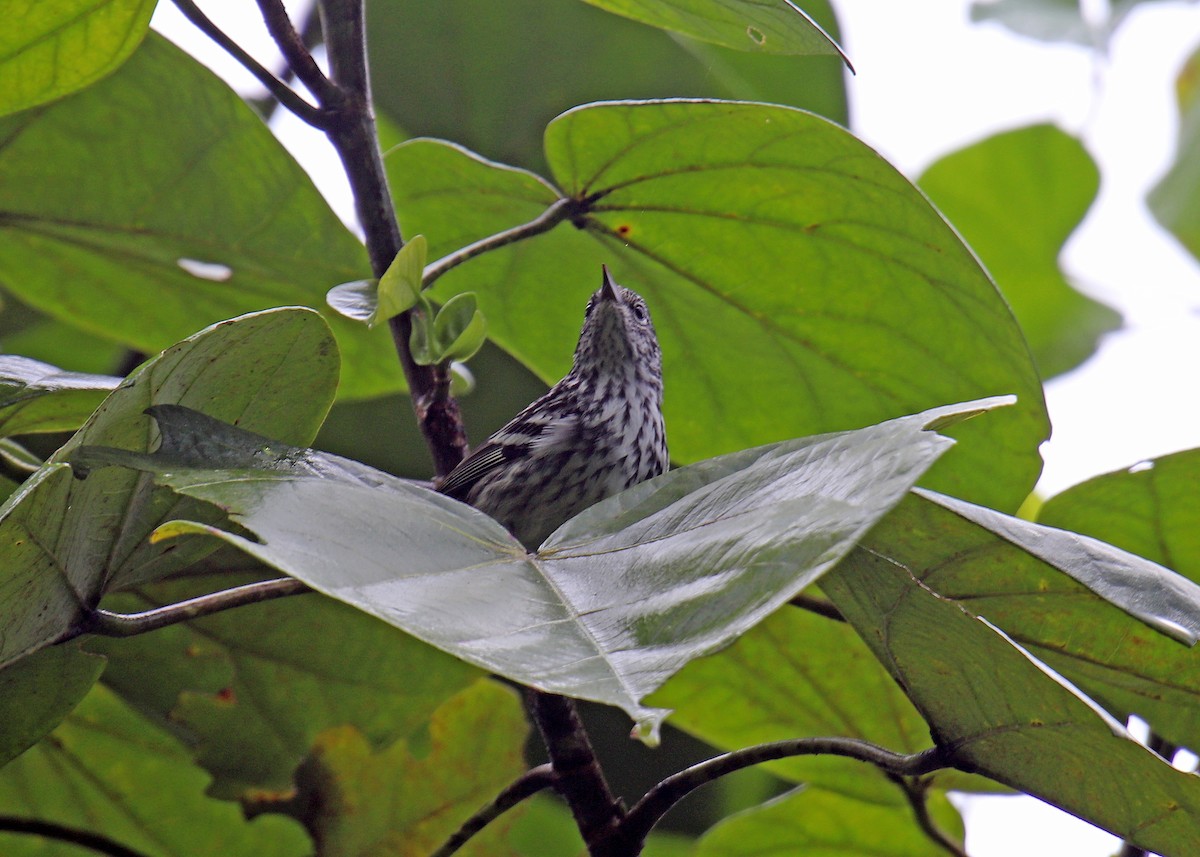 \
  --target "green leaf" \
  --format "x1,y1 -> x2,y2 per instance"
370,0 -> 847,172
0,355 -> 120,437
0,0 -> 154,117
0,308 -> 338,671
88,574 -> 479,800
694,786 -> 963,856
0,35 -> 395,399
434,292 -> 488,362
921,489 -> 1200,645
654,607 -> 966,802
0,684 -> 310,856
1035,449 -> 1200,746
78,398 -> 1000,739
579,0 -> 848,57
1150,42 -> 1200,262
291,680 -> 528,856
377,234 -> 427,323
0,645 -> 105,769
823,493 -> 1200,852
919,125 -> 1120,378
392,101 -> 1048,511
